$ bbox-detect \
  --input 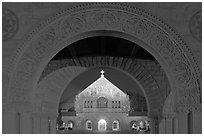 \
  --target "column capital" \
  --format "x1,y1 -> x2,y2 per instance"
162,113 -> 176,119
175,104 -> 202,114
148,112 -> 162,119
